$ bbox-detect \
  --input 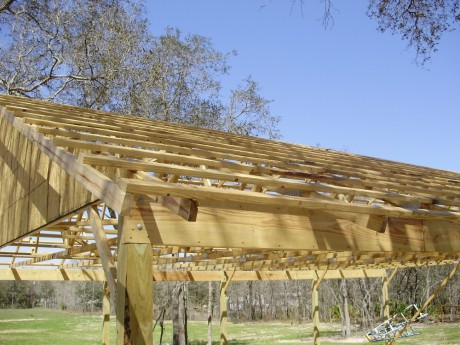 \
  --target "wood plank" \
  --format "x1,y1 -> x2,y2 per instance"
89,206 -> 117,300
81,154 -> 447,208
116,213 -> 153,345
219,270 -> 235,345
122,201 -> 460,253
102,281 -> 110,345
120,179 -> 460,222
2,96 -> 460,186
0,108 -> 129,219
135,171 -> 198,222
0,268 -> 388,282
312,270 -> 327,345
0,268 -> 107,281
